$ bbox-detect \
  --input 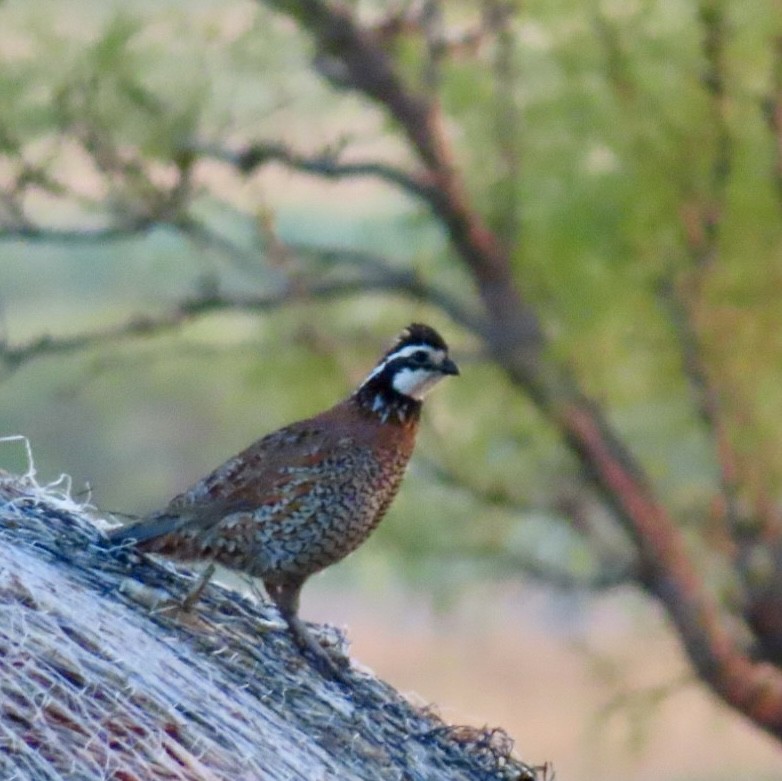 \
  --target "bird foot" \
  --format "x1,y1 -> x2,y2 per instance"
118,578 -> 211,631
285,615 -> 351,682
